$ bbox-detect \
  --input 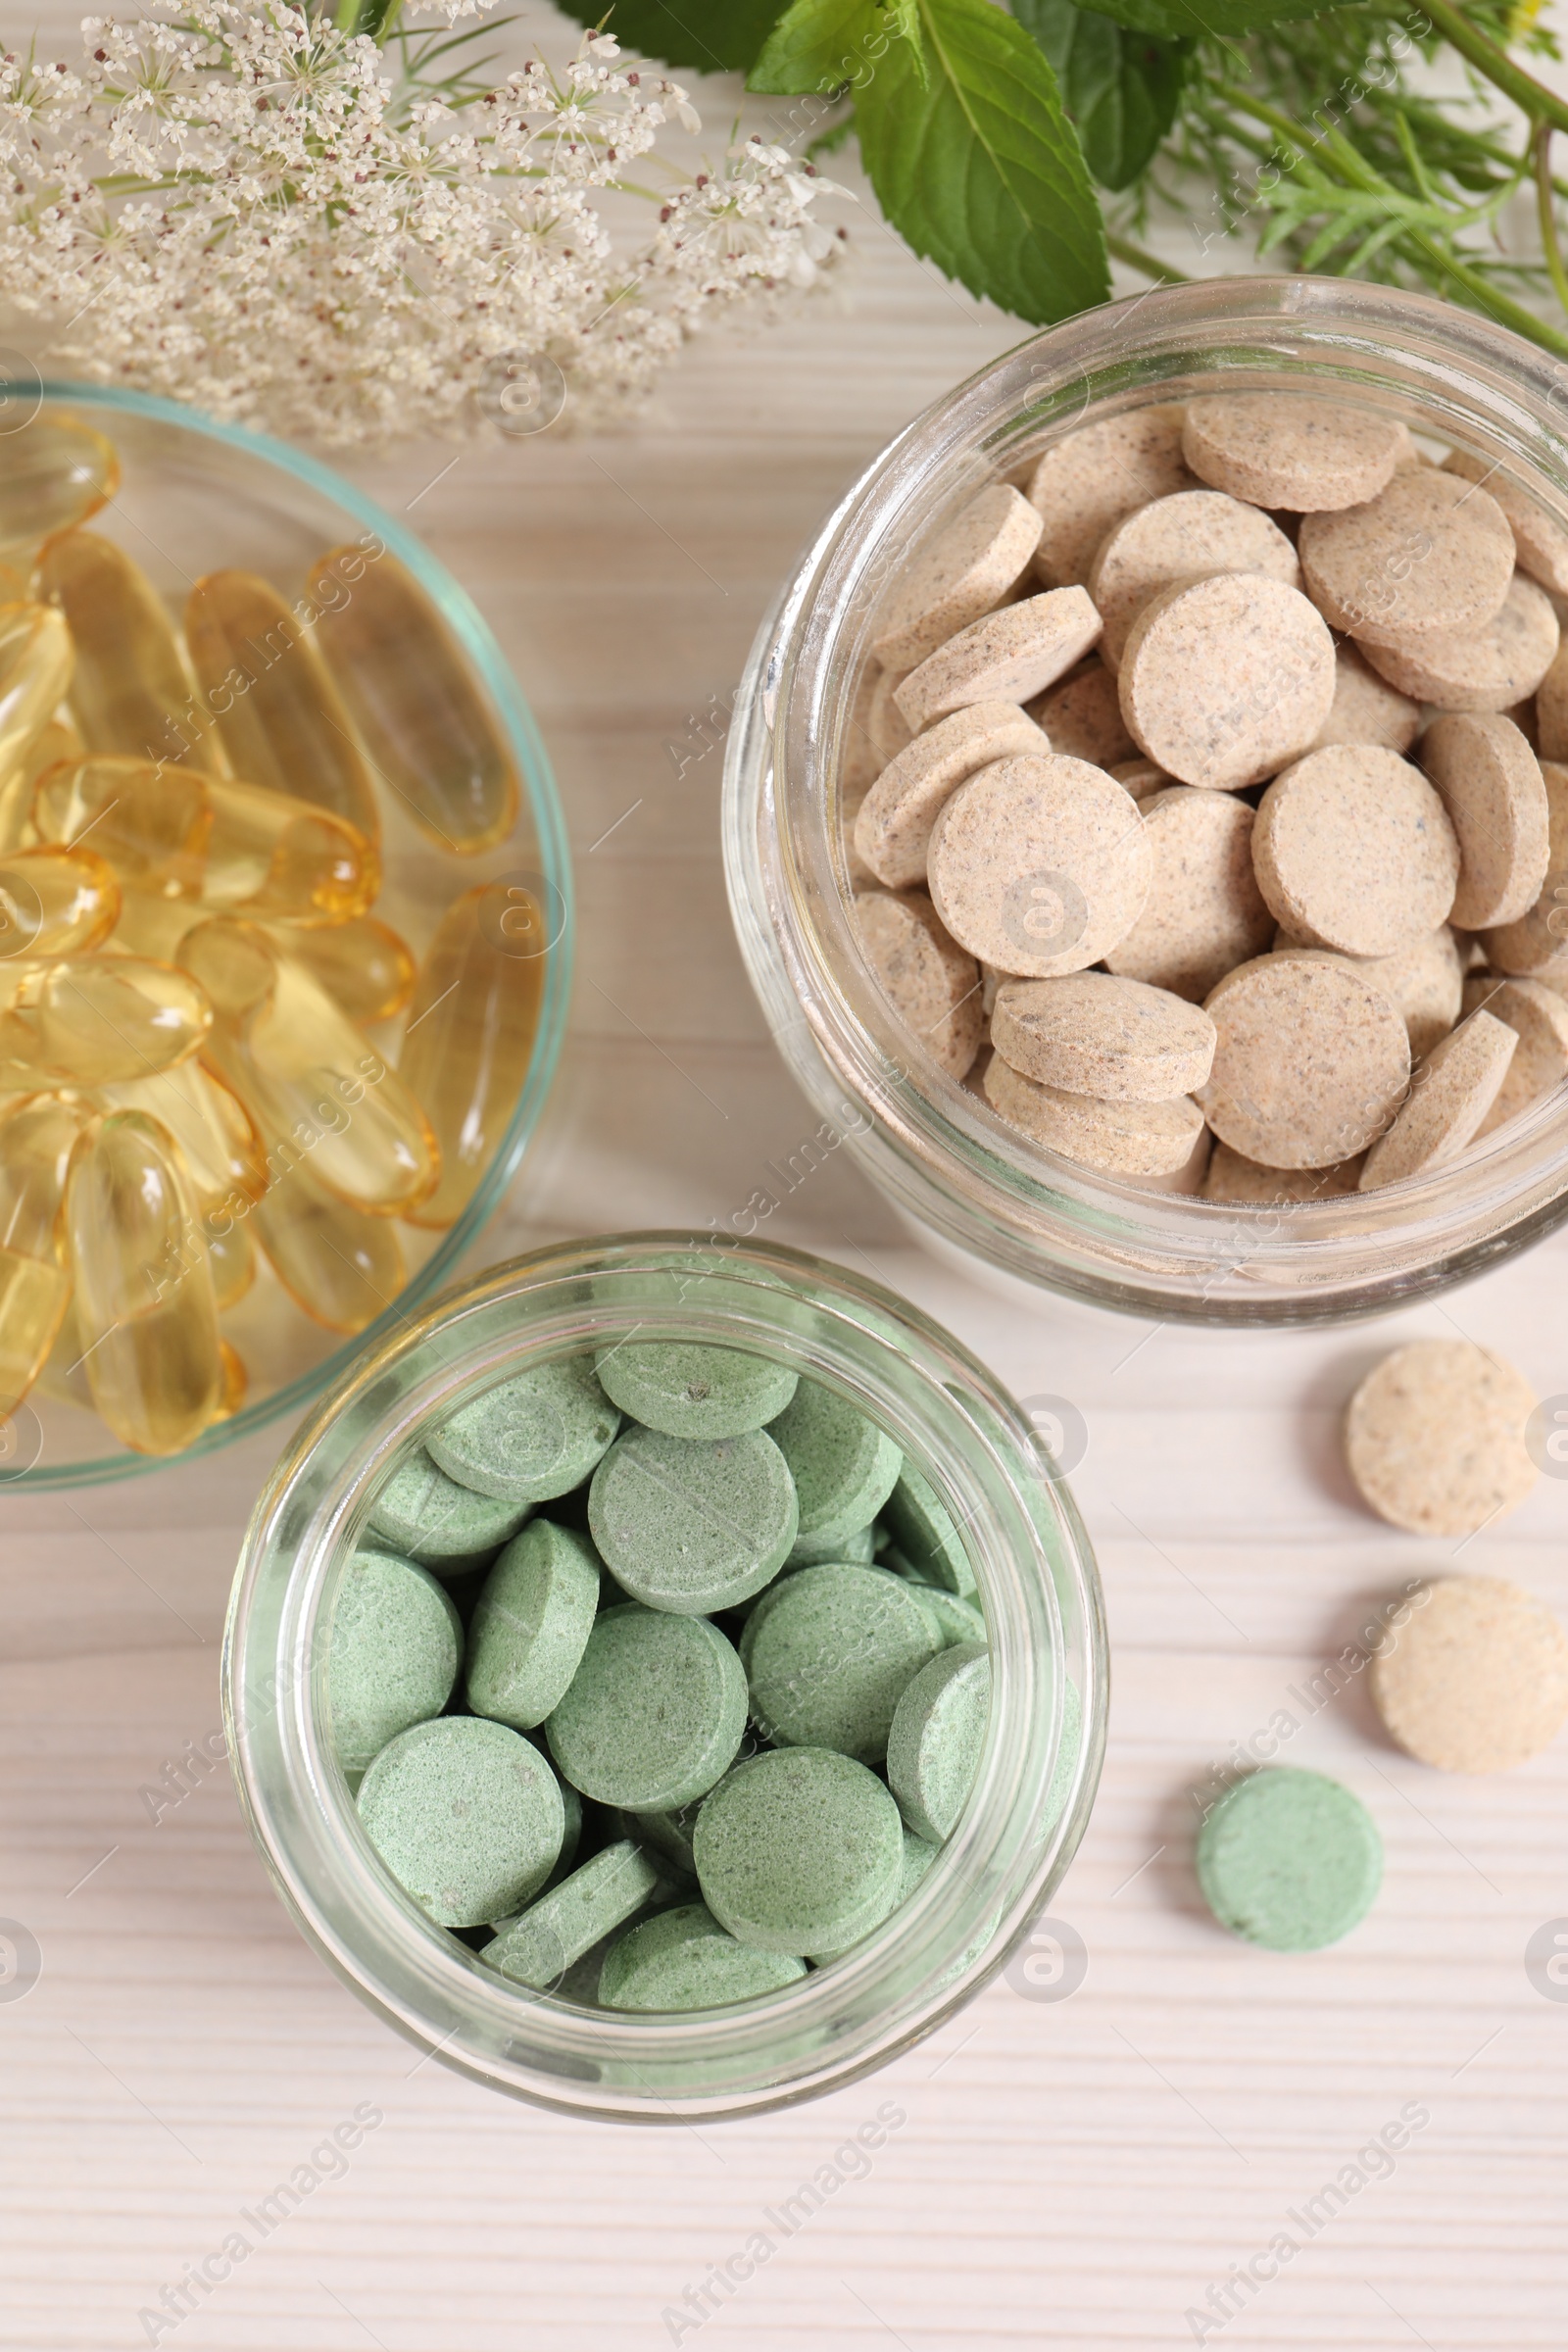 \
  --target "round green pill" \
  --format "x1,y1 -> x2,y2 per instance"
879,1464 -> 977,1598
484,1840 -> 666,1990
886,1641 -> 990,1843
588,1424 -> 798,1615
594,1337 -> 798,1441
357,1716 -> 564,1929
766,1378 -> 902,1549
427,1356 -> 621,1504
546,1604 -> 748,1809
619,1796 -> 703,1874
367,1446 -> 529,1569
328,1547 -> 463,1776
599,1902 -> 807,2010
740,1564 -> 942,1763
906,1583 -> 987,1648
465,1519 -> 601,1730
693,1747 -> 905,1957
1197,1768 -> 1383,1952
